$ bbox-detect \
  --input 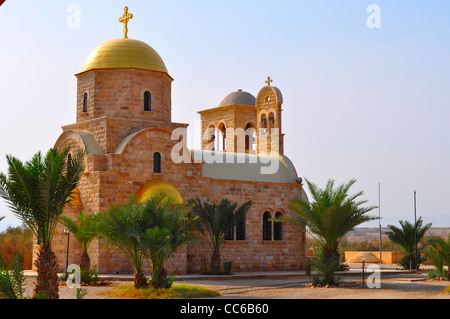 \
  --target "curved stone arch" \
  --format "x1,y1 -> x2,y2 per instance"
217,121 -> 227,131
115,127 -> 194,165
267,109 -> 277,119
260,208 -> 274,218
205,122 -> 217,136
203,123 -> 217,151
115,127 -> 187,155
244,120 -> 257,129
206,122 -> 217,130
141,87 -> 154,97
256,86 -> 283,107
259,111 -> 269,121
135,180 -> 184,204
273,208 -> 286,216
151,147 -> 166,161
54,130 -> 104,155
